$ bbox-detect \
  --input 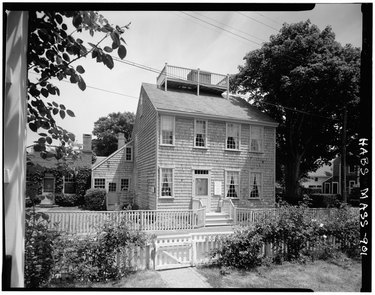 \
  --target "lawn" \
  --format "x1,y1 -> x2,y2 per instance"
196,257 -> 362,291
